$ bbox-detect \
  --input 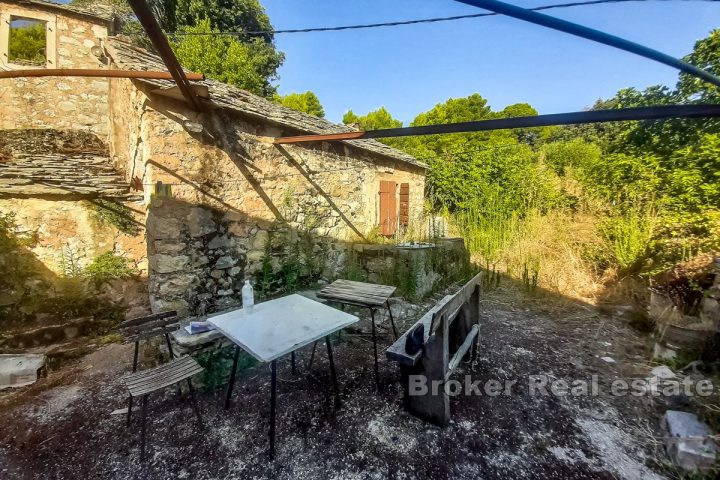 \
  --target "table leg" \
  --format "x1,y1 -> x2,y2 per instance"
224,345 -> 240,410
291,351 -> 296,375
325,335 -> 342,408
370,308 -> 380,391
269,359 -> 277,459
386,300 -> 399,340
307,341 -> 317,370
